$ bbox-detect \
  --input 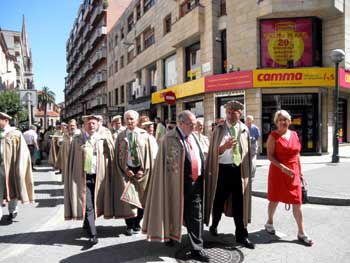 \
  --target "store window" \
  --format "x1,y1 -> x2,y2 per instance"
261,93 -> 319,153
338,98 -> 347,143
216,95 -> 244,119
185,100 -> 204,118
